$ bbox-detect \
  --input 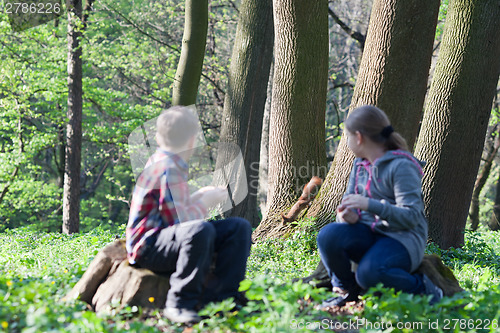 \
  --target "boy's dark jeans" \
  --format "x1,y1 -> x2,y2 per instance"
136,217 -> 252,310
317,222 -> 425,295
